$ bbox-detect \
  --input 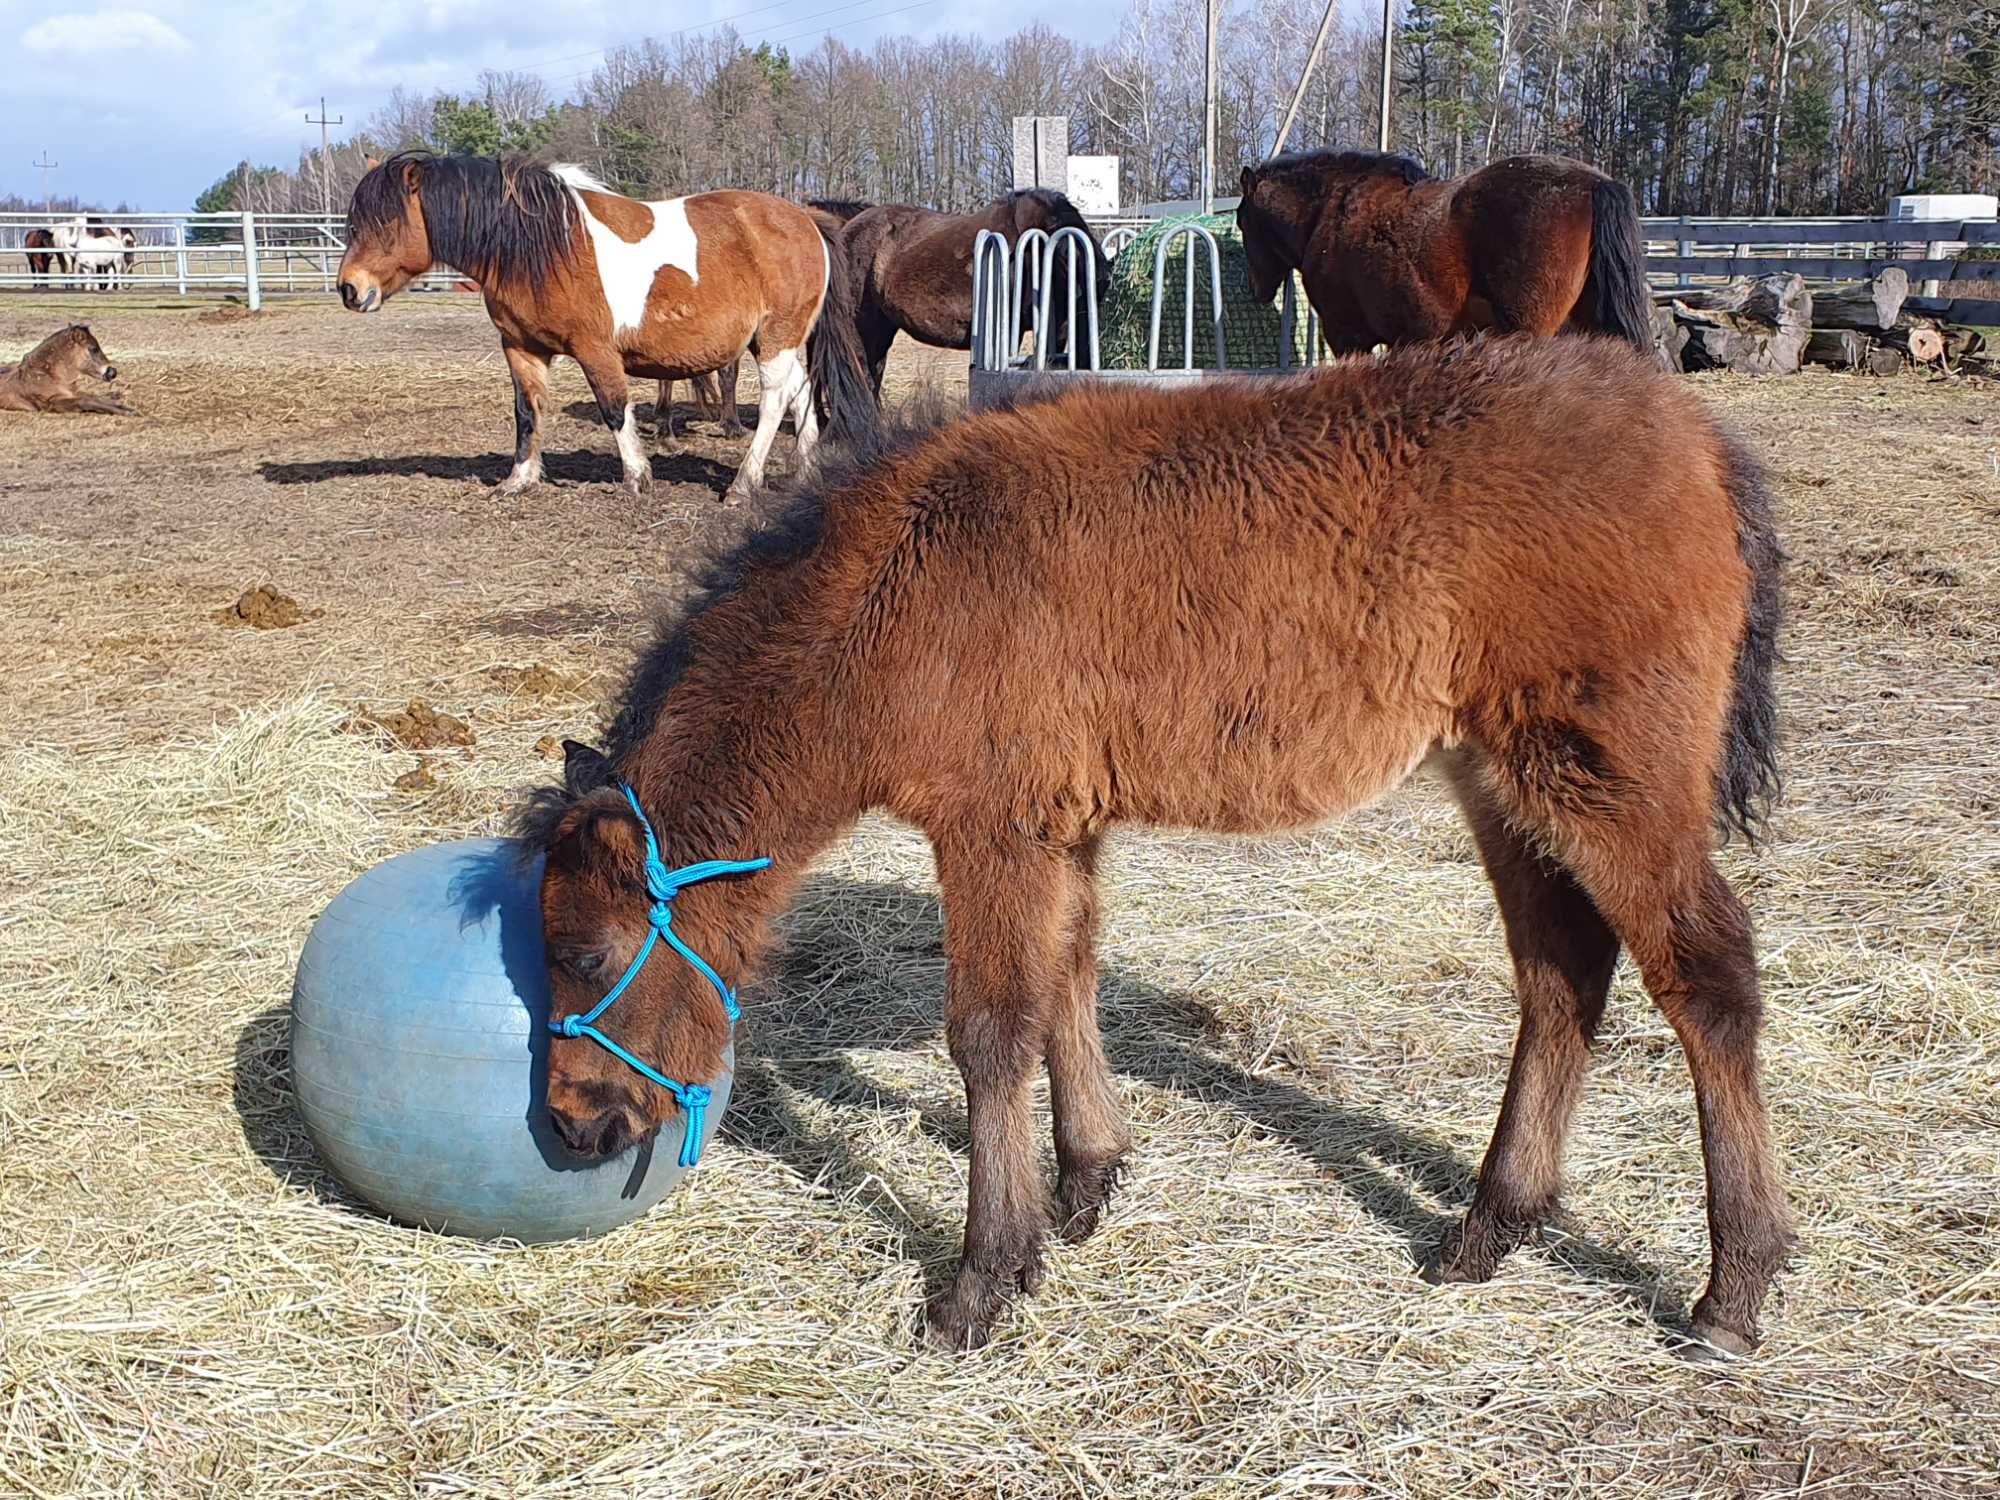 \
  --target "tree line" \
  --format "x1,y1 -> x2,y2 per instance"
179,0 -> 1995,222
